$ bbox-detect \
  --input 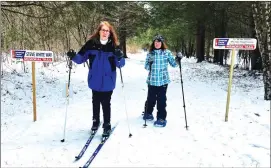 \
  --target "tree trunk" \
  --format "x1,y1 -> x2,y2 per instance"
188,37 -> 193,58
219,9 -> 227,66
252,2 -> 271,100
249,10 -> 262,70
122,31 -> 128,58
206,38 -> 211,62
250,45 -> 262,70
196,20 -> 205,62
213,12 -> 219,64
180,38 -> 186,56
